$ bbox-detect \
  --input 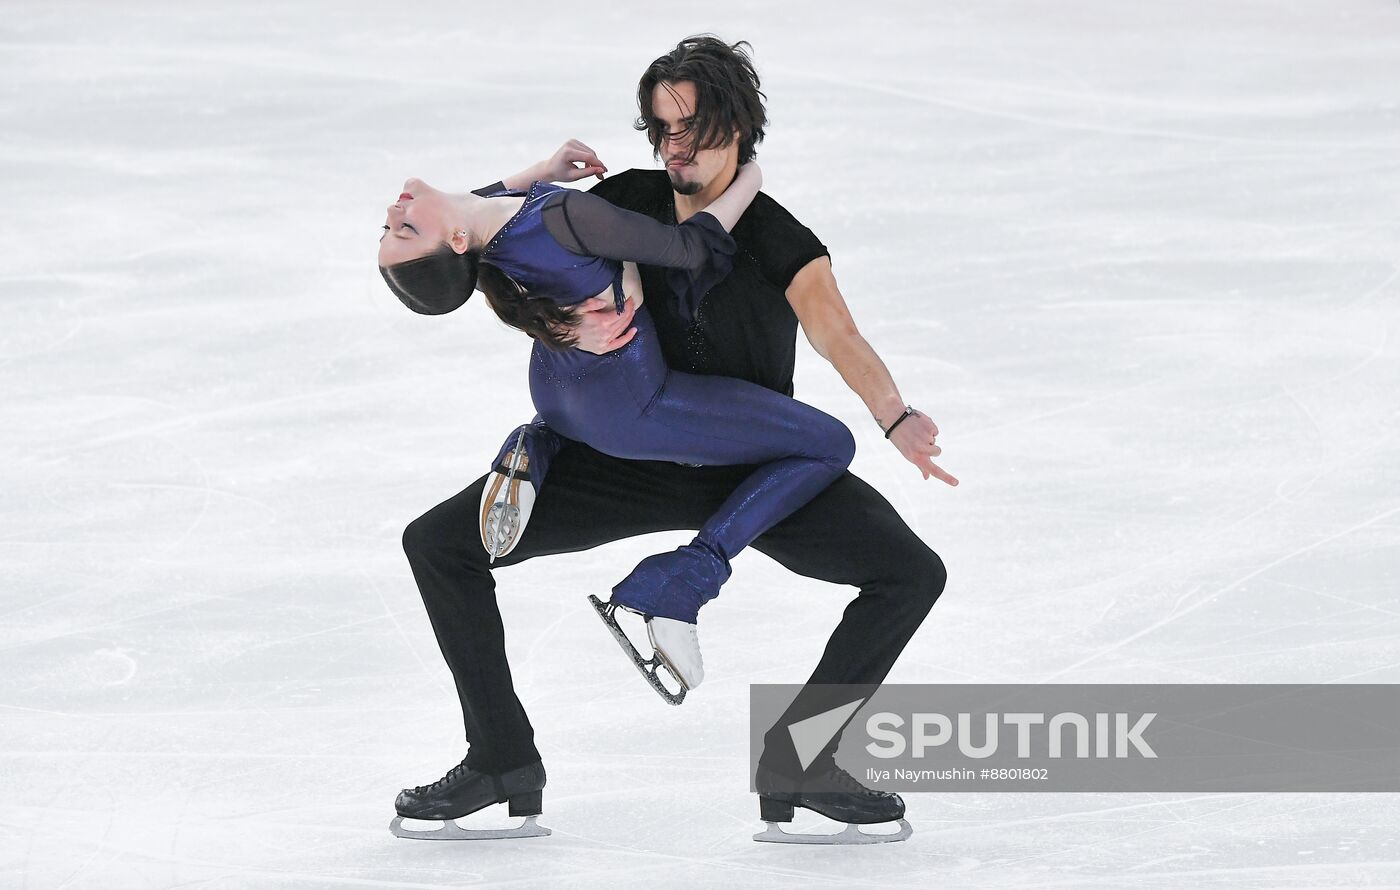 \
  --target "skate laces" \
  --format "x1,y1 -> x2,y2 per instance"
820,764 -> 882,798
415,759 -> 470,793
